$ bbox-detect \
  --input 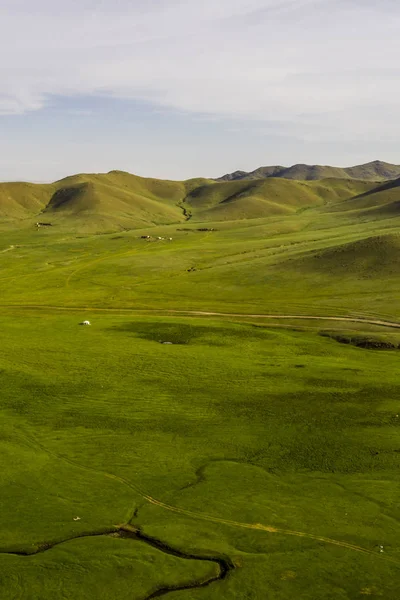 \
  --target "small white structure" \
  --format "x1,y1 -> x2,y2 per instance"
80,320 -> 91,326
